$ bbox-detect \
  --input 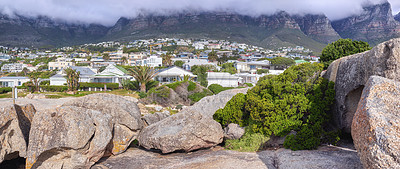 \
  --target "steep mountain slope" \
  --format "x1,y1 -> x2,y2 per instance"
331,2 -> 400,45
